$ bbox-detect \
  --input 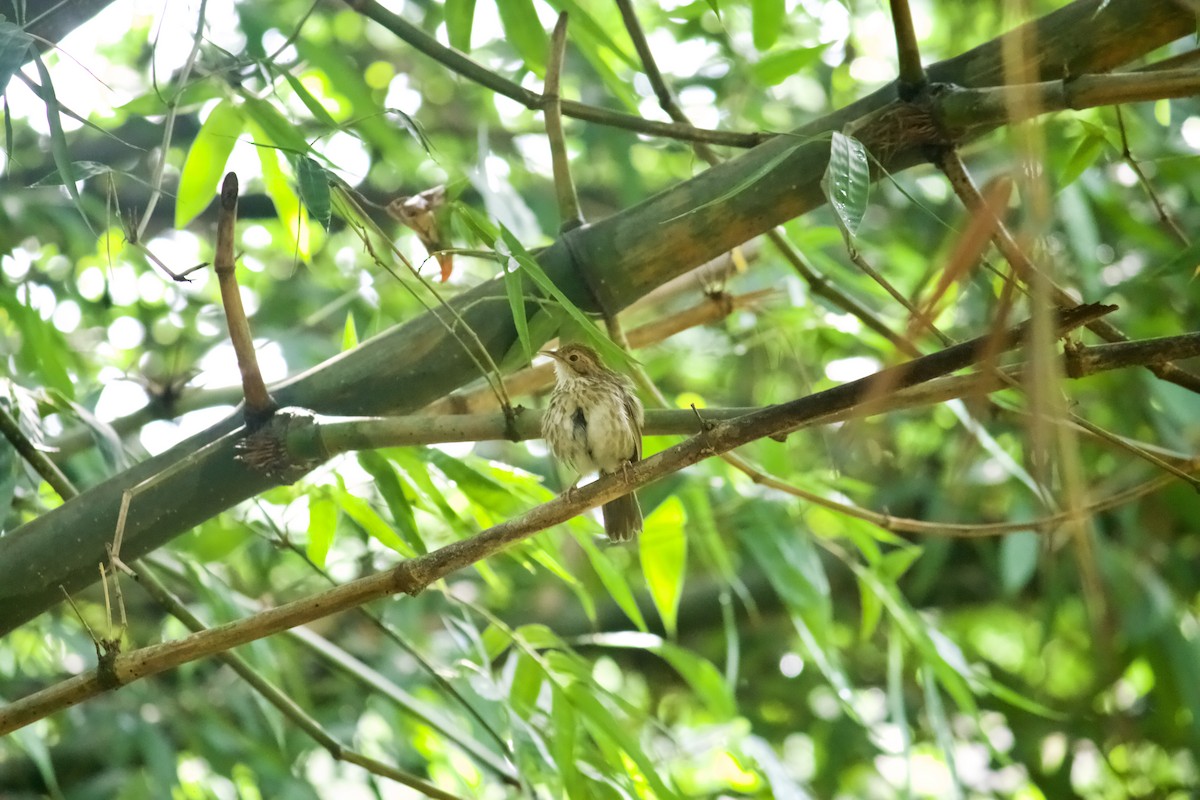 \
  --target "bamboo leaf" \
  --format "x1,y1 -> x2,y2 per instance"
445,0 -> 477,50
0,22 -> 32,92
281,70 -> 338,128
822,130 -> 870,240
577,533 -> 648,632
176,99 -> 244,227
752,45 -> 826,86
331,483 -> 416,557
357,450 -> 424,553
242,95 -> 309,154
295,155 -> 332,230
32,54 -> 86,223
253,127 -> 313,258
306,495 -> 337,567
495,0 -> 548,76
751,0 -> 785,50
640,495 -> 687,638
502,251 -> 533,367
